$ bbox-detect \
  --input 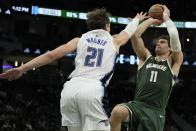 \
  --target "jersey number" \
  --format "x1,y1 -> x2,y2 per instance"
150,71 -> 158,82
84,46 -> 104,67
